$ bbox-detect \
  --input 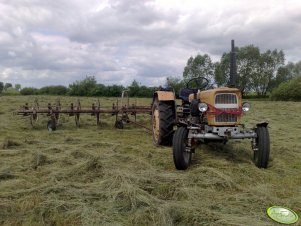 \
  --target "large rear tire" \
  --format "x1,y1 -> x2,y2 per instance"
152,98 -> 175,146
253,126 -> 270,168
173,127 -> 192,170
